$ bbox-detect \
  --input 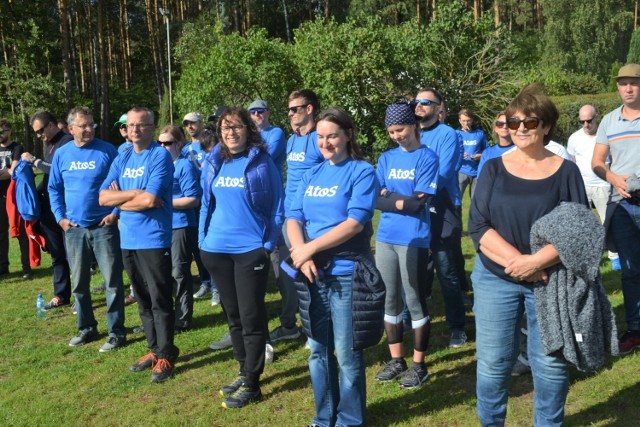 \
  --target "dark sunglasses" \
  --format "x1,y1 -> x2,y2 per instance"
494,121 -> 508,128
579,118 -> 594,124
506,117 -> 541,130
250,108 -> 266,115
288,104 -> 309,114
415,98 -> 440,106
159,139 -> 177,146
34,123 -> 49,137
